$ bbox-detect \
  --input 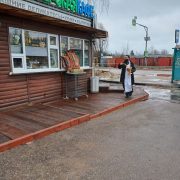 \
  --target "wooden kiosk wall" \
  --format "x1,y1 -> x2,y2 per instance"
0,14 -> 92,109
